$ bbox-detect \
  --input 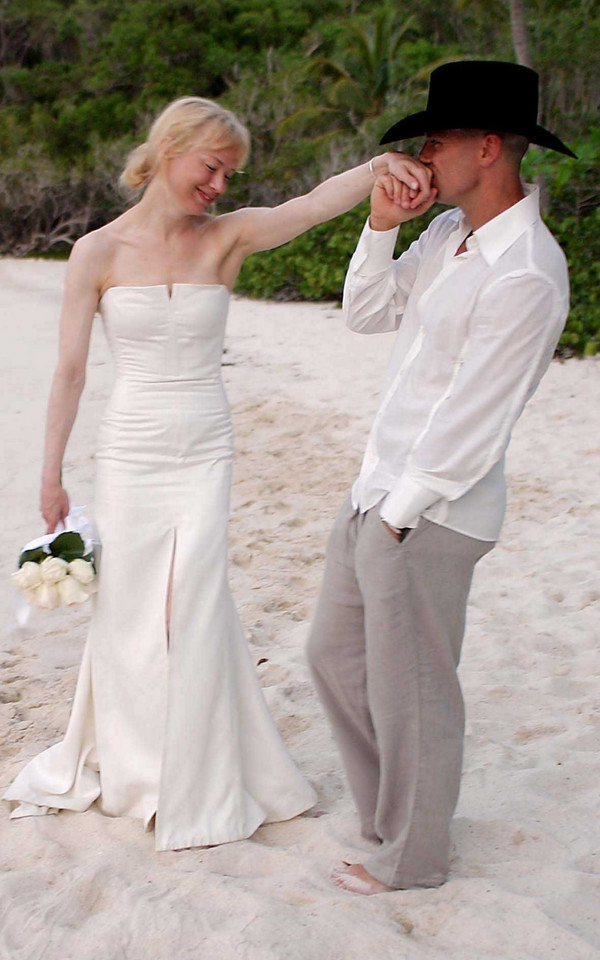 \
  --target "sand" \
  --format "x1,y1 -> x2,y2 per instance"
1,257 -> 599,960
